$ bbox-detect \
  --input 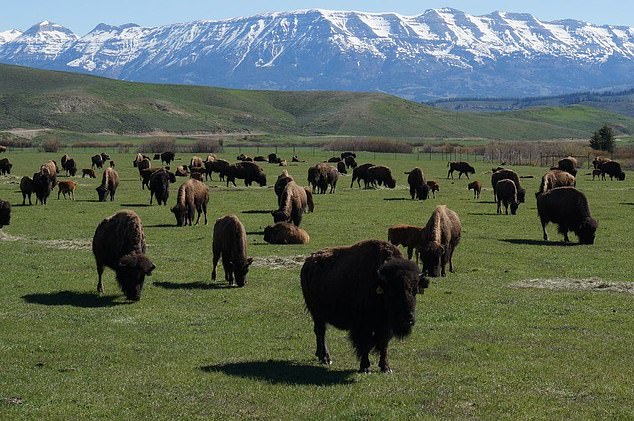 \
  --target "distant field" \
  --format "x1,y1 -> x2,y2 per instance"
1,149 -> 633,419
